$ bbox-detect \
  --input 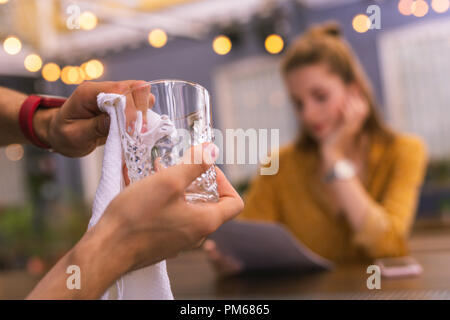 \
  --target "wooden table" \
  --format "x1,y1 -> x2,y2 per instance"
167,224 -> 450,300
0,222 -> 449,299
